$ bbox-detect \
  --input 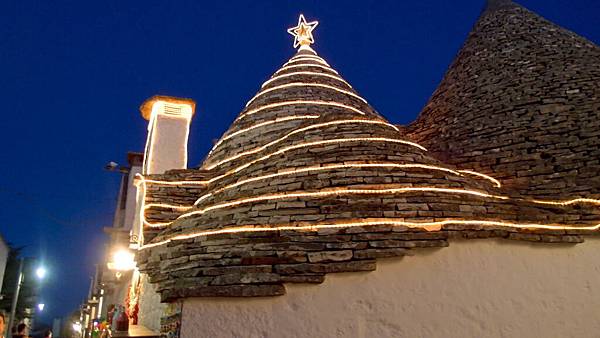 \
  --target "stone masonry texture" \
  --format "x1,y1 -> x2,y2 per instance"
407,0 -> 600,198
